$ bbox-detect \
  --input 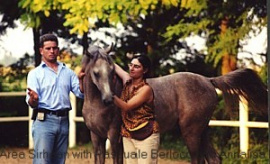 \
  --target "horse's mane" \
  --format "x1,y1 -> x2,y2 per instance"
82,45 -> 114,73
